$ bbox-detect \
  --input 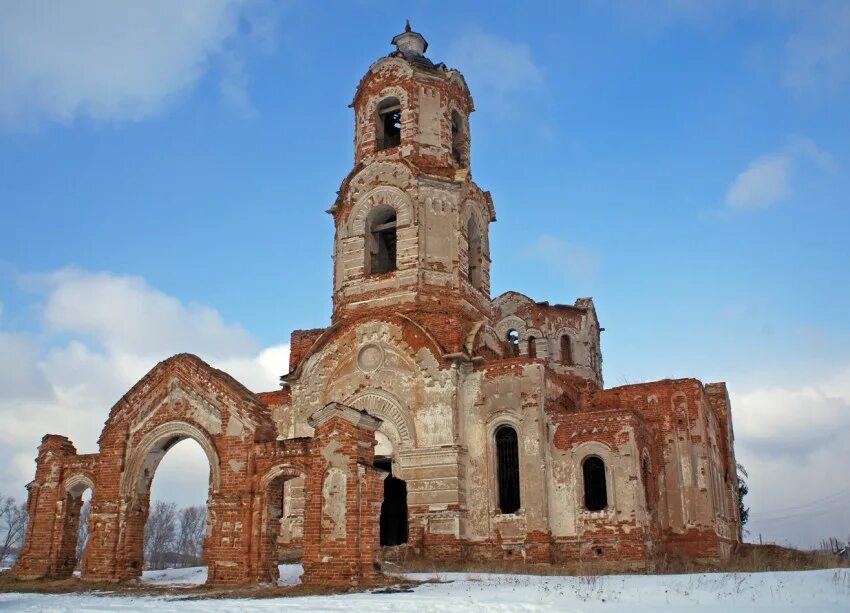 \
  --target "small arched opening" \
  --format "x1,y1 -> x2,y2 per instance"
582,456 -> 608,512
506,329 -> 520,357
261,466 -> 307,585
528,336 -> 537,359
365,204 -> 398,275
451,109 -> 467,165
63,476 -> 94,576
495,425 -> 521,514
560,335 -> 572,365
376,97 -> 401,150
